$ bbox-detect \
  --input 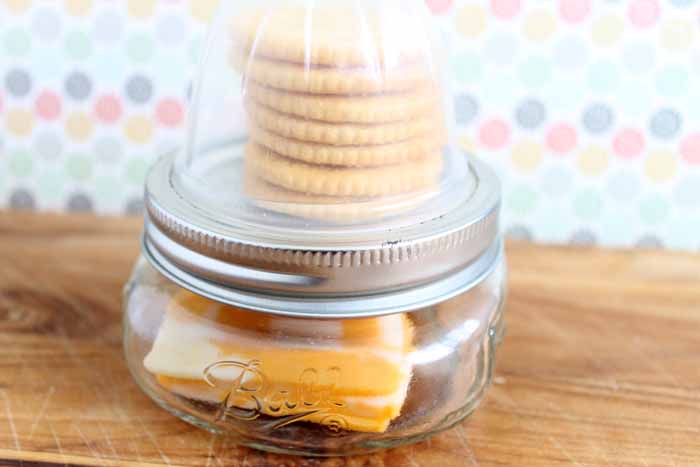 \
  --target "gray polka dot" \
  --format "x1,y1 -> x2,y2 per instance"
570,229 -> 597,246
515,99 -> 546,129
622,43 -> 655,74
649,108 -> 682,140
125,197 -> 145,216
505,225 -> 533,242
9,189 -> 36,211
157,14 -> 186,45
32,7 -> 62,41
553,37 -> 588,70
540,165 -> 573,196
483,32 -> 519,66
454,94 -> 479,125
607,171 -> 641,202
34,130 -> 63,159
65,71 -> 92,100
126,75 -> 153,104
673,175 -> 700,208
94,137 -> 124,164
582,103 -> 614,134
5,69 -> 32,97
636,235 -> 664,249
93,10 -> 125,43
67,193 -> 94,213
